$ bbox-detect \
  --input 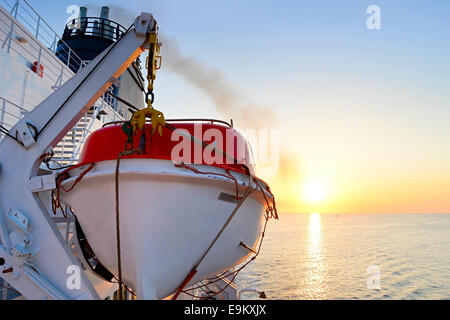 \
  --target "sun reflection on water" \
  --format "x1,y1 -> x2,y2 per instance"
304,212 -> 327,298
